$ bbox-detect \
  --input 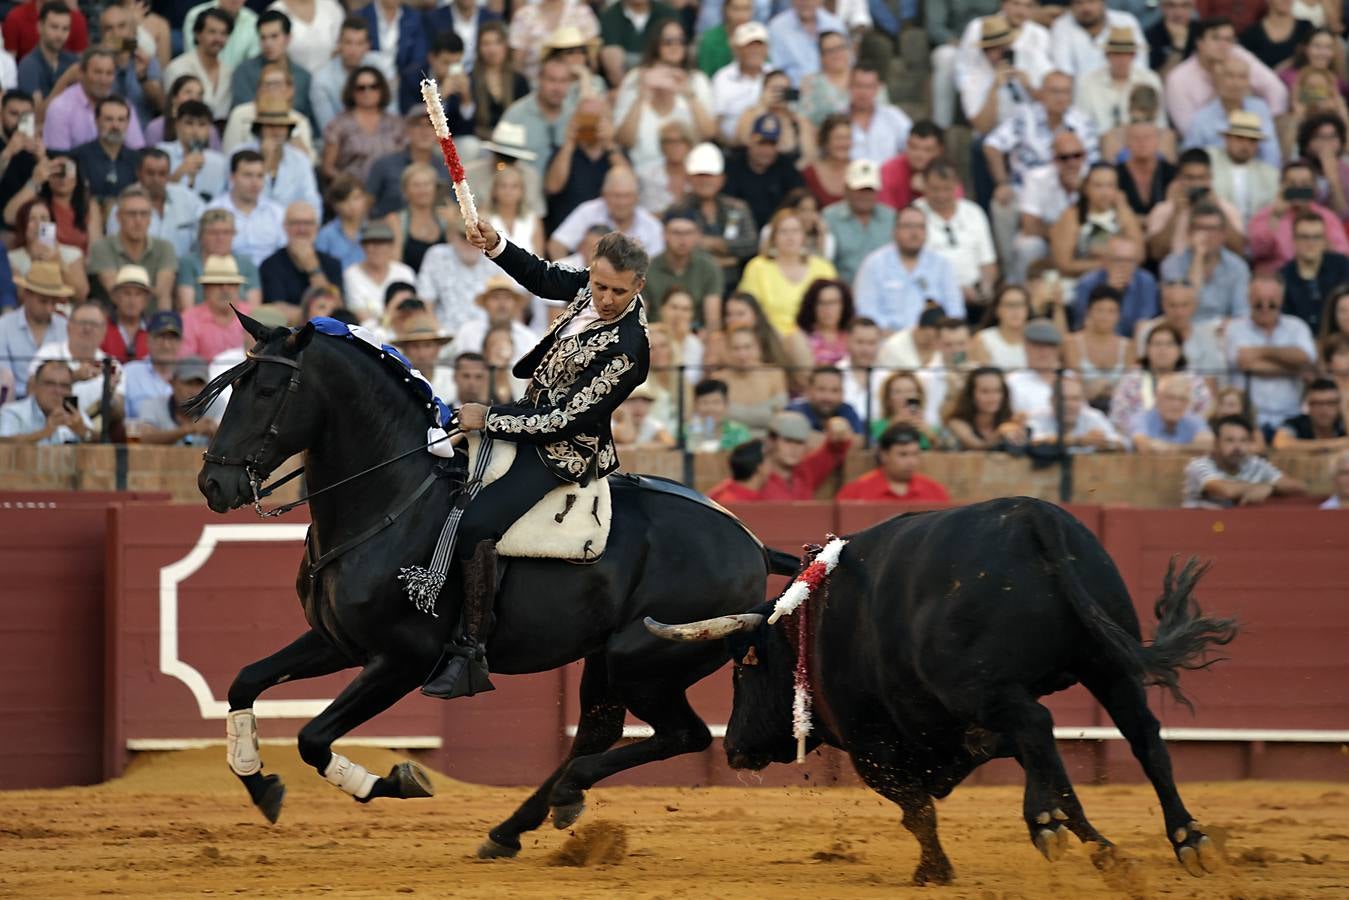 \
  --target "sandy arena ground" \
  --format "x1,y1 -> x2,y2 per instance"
2,746 -> 1346,899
